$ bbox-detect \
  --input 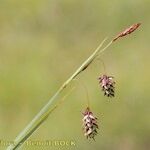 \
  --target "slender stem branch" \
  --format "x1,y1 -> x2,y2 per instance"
96,58 -> 107,74
6,38 -> 113,150
74,79 -> 90,108
98,41 -> 113,55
